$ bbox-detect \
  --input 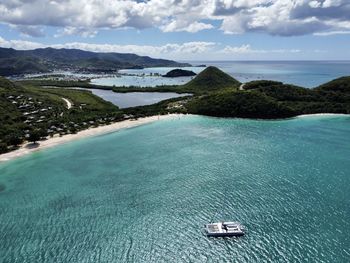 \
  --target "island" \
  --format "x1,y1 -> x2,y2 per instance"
1,66 -> 350,155
163,69 -> 197,78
